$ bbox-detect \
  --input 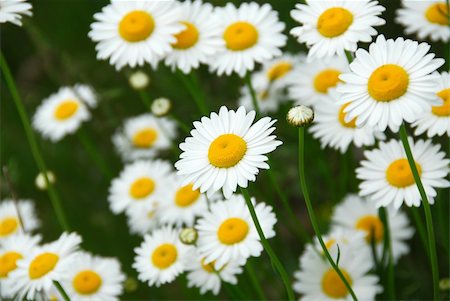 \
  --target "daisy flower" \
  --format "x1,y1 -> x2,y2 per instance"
63,252 -> 125,301
196,194 -> 277,269
6,232 -> 82,300
332,194 -> 414,262
175,106 -> 282,198
0,199 -> 40,240
108,160 -> 173,215
412,71 -> 450,137
112,113 -> 177,162
316,228 -> 368,260
133,226 -> 192,287
186,249 -> 243,295
396,0 -> 450,42
208,2 -> 286,77
33,84 -> 97,142
125,204 -> 160,237
293,240 -> 381,301
309,89 -> 385,153
260,53 -> 305,90
89,0 -> 183,70
164,0 -> 223,73
357,139 -> 450,208
290,0 -> 385,60
0,0 -> 32,26
337,35 -> 445,132
287,55 -> 349,107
